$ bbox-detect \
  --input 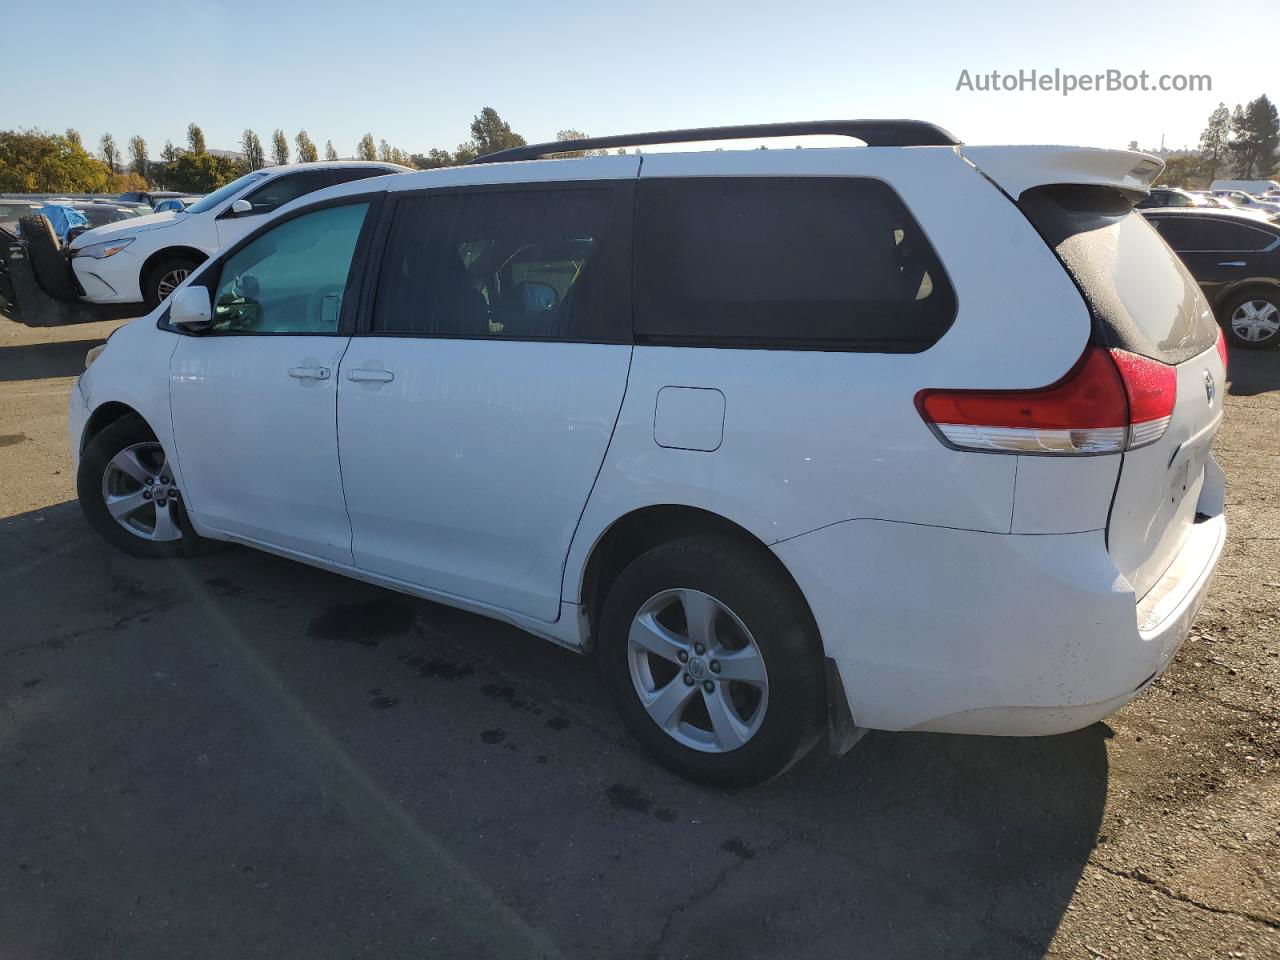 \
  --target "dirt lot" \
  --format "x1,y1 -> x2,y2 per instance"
1,317 -> 1278,959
